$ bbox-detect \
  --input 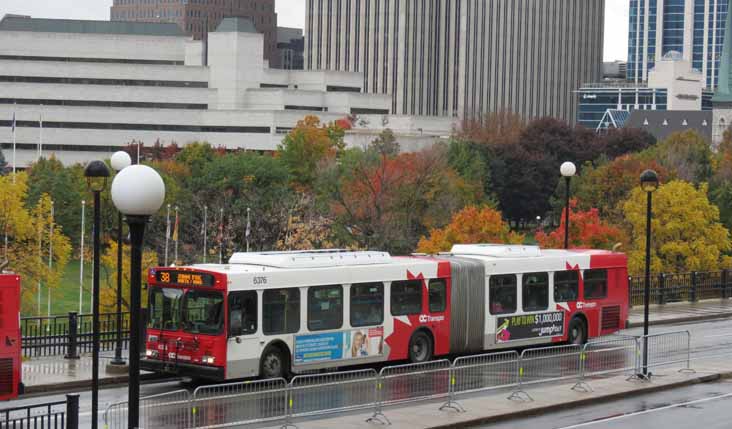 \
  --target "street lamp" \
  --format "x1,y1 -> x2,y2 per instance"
109,151 -> 132,370
640,169 -> 659,379
560,161 -> 576,249
84,159 -> 110,429
111,164 -> 165,429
